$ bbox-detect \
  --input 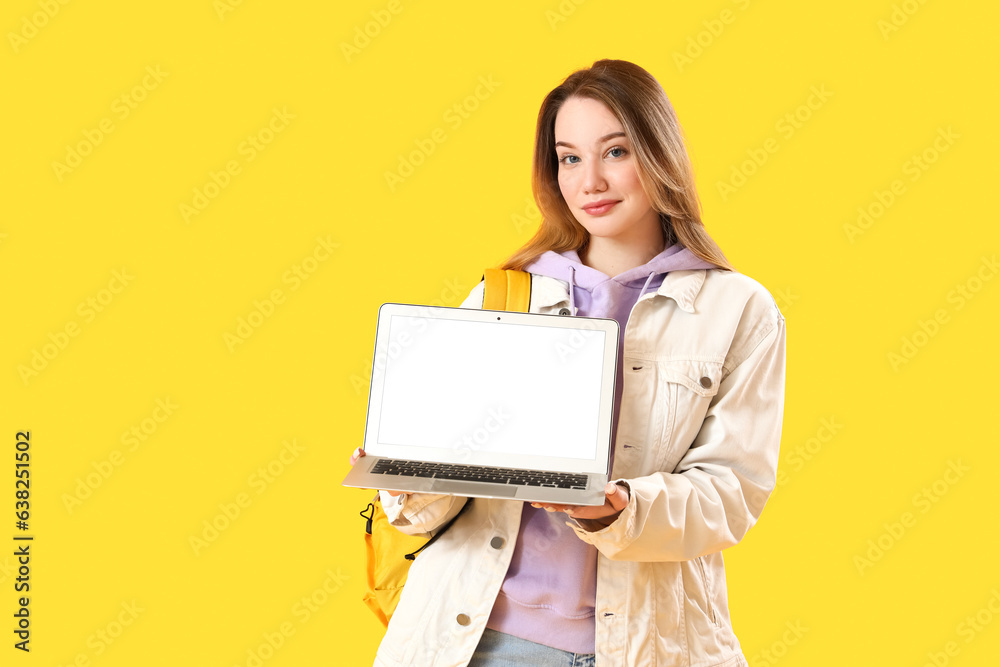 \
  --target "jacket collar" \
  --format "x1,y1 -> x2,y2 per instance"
651,269 -> 706,313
